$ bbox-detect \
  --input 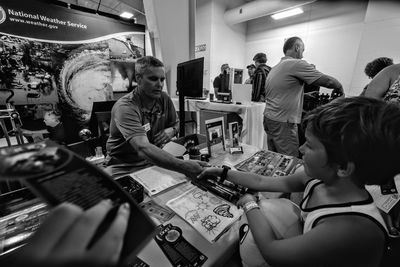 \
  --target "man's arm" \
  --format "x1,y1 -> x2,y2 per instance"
129,135 -> 203,178
310,74 -> 343,93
